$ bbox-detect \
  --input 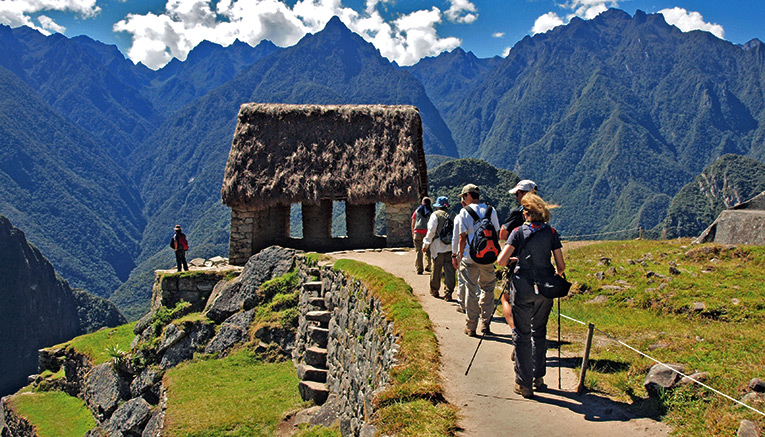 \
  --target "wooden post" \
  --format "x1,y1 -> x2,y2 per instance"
577,323 -> 595,395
